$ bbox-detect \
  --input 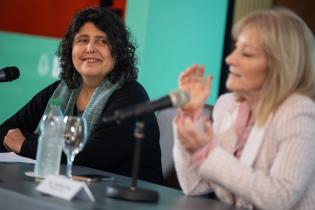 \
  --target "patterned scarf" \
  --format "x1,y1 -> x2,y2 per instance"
35,78 -> 123,135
